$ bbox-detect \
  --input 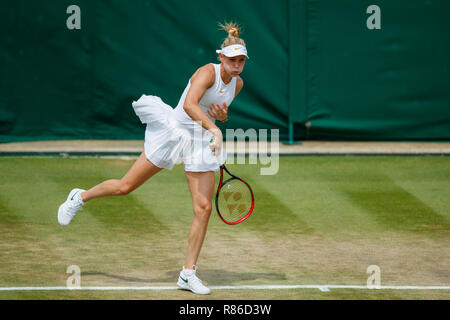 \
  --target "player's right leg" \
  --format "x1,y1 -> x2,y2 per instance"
58,152 -> 163,226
